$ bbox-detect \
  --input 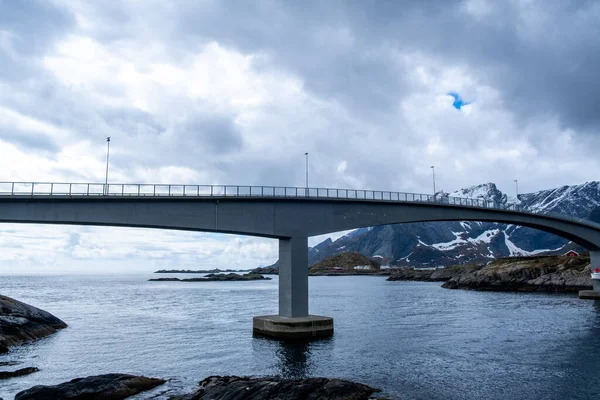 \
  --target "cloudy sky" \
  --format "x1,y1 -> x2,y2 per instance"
1,0 -> 599,273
